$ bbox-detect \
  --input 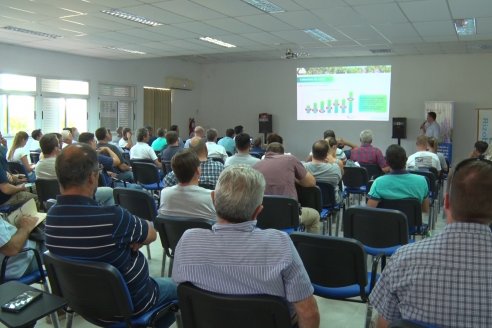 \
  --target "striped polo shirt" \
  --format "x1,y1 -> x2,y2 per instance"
172,221 -> 313,309
45,195 -> 158,317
